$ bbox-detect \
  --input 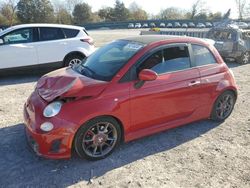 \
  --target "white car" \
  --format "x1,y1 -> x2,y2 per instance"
128,23 -> 134,28
160,23 -> 165,28
0,24 -> 95,73
134,23 -> 141,28
196,23 -> 206,28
